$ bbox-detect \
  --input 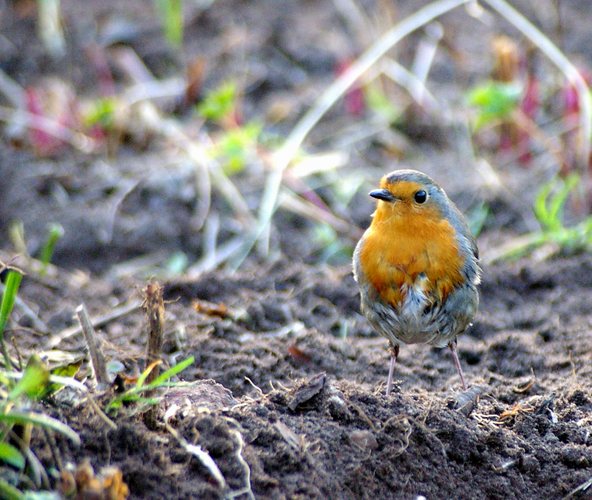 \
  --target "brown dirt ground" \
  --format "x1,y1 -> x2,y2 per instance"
14,253 -> 592,499
1,0 -> 592,499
